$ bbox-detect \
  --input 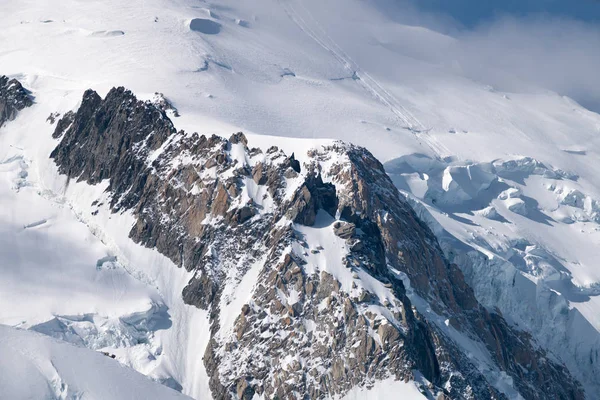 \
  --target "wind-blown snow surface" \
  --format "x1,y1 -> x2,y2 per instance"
1,0 -> 600,398
0,325 -> 191,400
